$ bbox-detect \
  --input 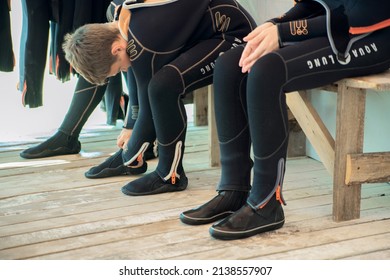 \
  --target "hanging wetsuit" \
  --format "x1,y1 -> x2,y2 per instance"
19,0 -> 136,159
21,0 -> 117,108
0,0 -> 14,72
22,0 -> 60,107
